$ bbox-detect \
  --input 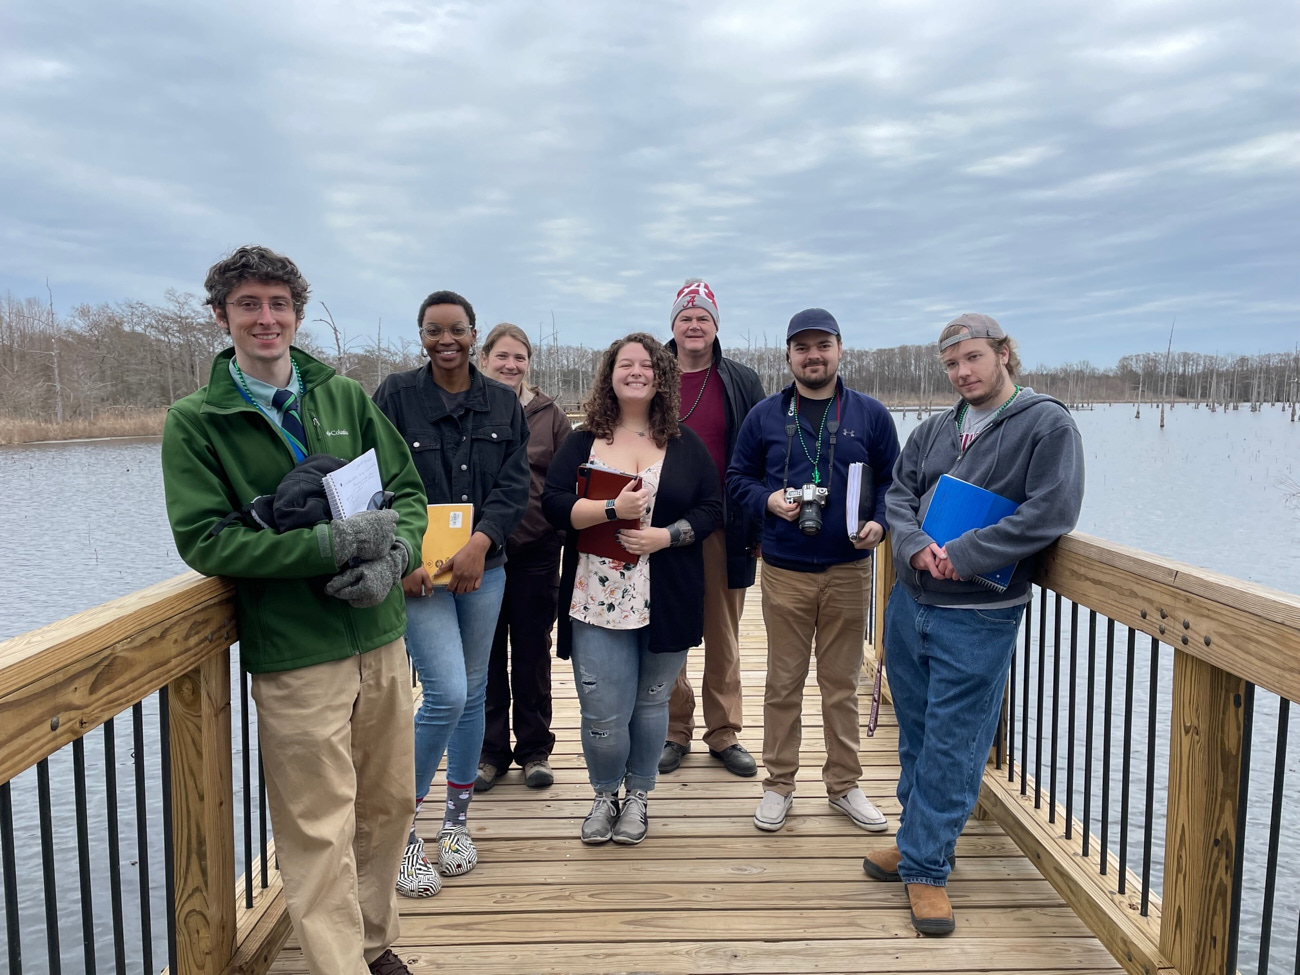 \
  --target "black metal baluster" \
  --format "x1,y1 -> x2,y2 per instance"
73,738 -> 98,974
1140,636 -> 1158,915
1049,593 -> 1062,823
1226,682 -> 1254,975
1257,697 -> 1290,974
1066,601 -> 1079,840
1118,627 -> 1136,894
132,702 -> 153,974
104,719 -> 127,975
160,688 -> 177,975
1035,587 -> 1047,808
241,667 -> 254,907
1082,610 -> 1097,858
37,759 -> 61,974
1021,595 -> 1033,796
1101,617 -> 1116,876
2,781 -> 21,975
